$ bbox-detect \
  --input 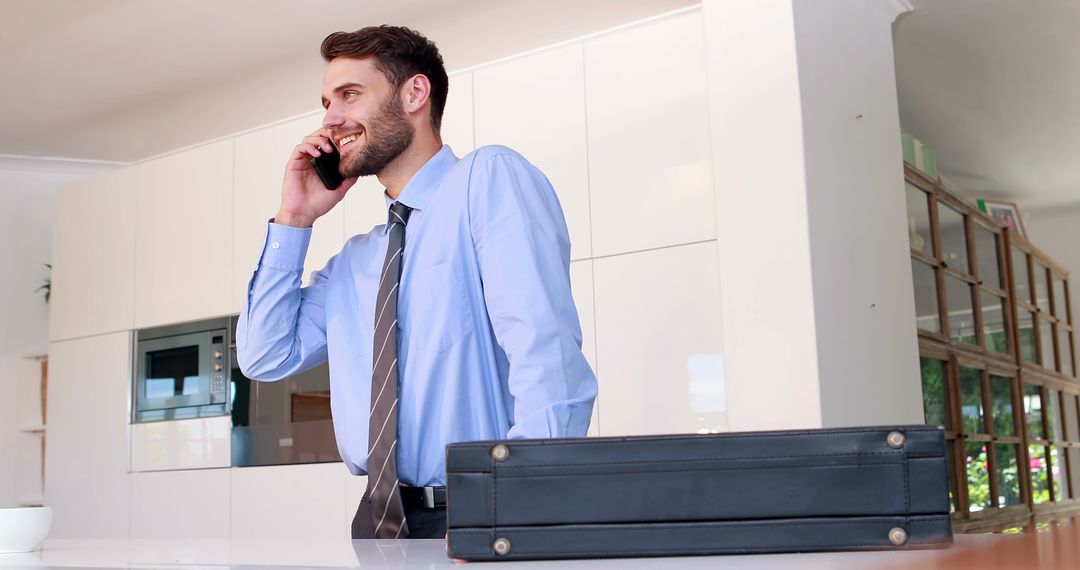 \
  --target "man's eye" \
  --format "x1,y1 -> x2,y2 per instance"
345,91 -> 359,99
